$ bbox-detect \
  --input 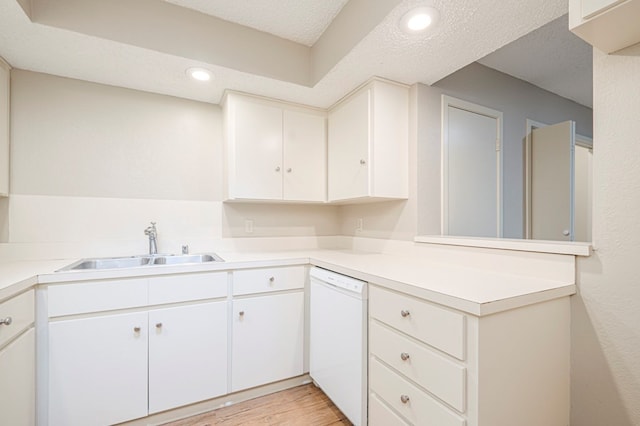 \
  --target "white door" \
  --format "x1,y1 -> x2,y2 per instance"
529,121 -> 575,241
0,329 -> 35,426
233,100 -> 283,200
49,312 -> 148,426
148,302 -> 227,414
283,110 -> 326,201
328,88 -> 370,201
443,97 -> 502,237
231,292 -> 304,392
